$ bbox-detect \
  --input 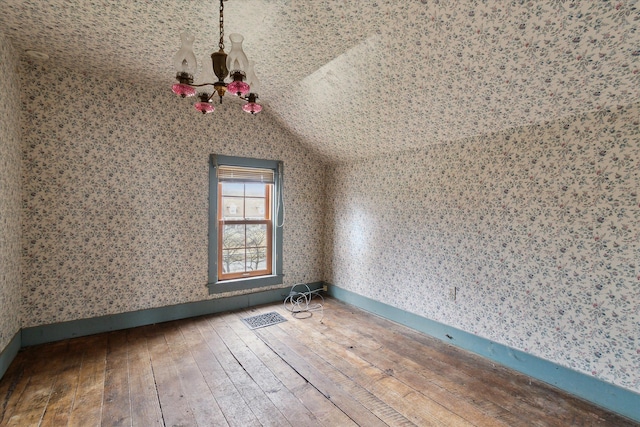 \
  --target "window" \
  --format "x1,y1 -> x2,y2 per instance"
218,171 -> 272,279
208,155 -> 283,294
